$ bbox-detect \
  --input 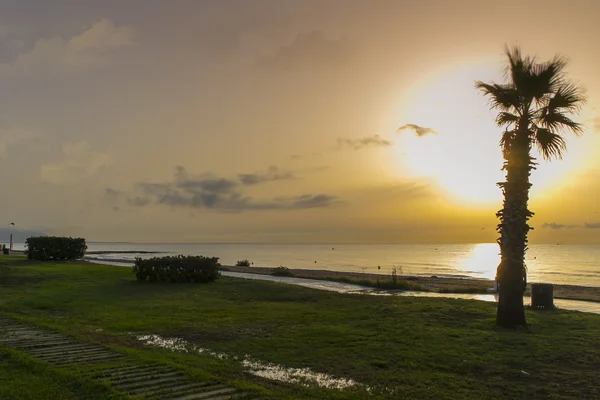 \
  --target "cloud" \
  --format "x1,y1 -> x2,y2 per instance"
261,30 -> 353,70
289,152 -> 322,161
337,135 -> 392,150
128,196 -> 151,207
398,124 -> 438,137
0,18 -> 135,77
40,141 -> 112,185
542,222 -> 579,229
105,187 -> 121,198
292,135 -> 391,160
130,166 -> 340,212
238,166 -> 296,185
279,194 -> 340,209
584,222 -> 600,229
69,19 -> 136,52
